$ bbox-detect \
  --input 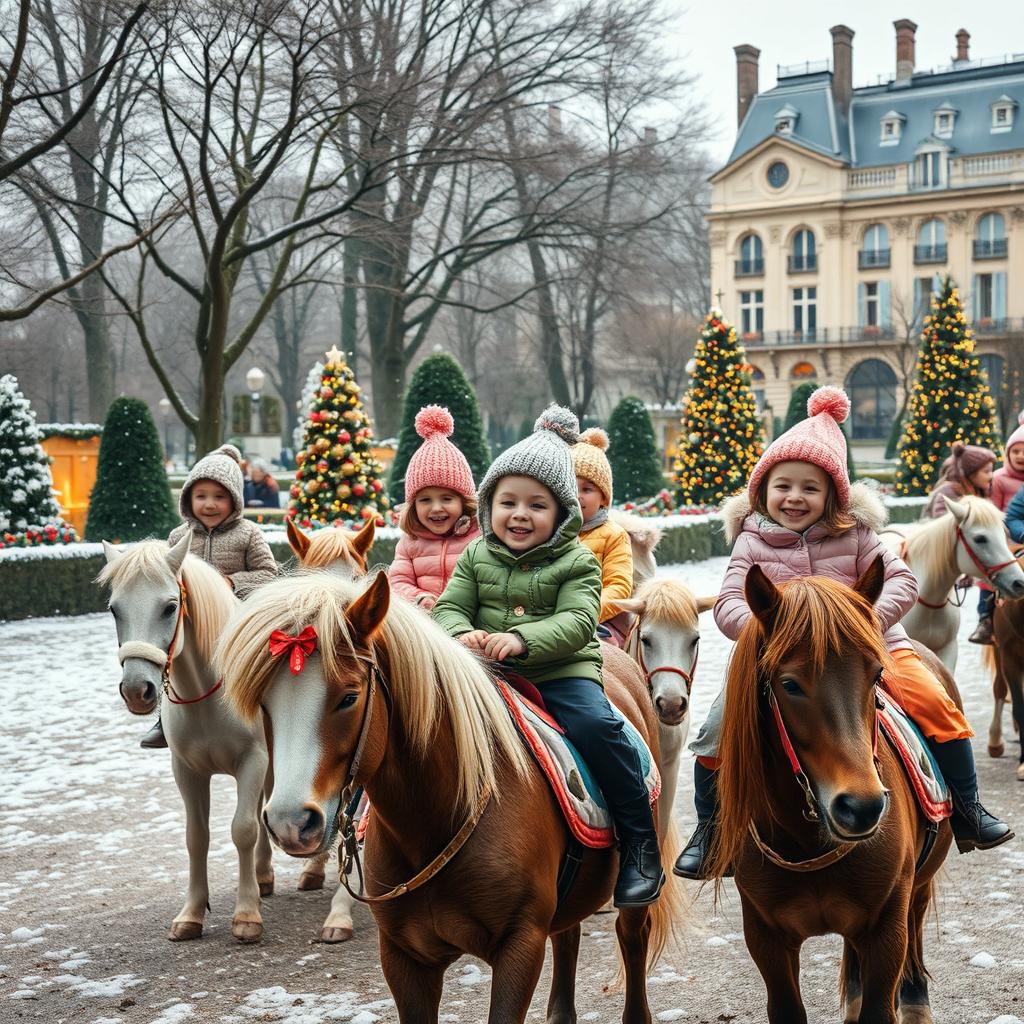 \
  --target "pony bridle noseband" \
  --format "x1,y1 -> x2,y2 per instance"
915,523 -> 1019,609
626,619 -> 698,696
